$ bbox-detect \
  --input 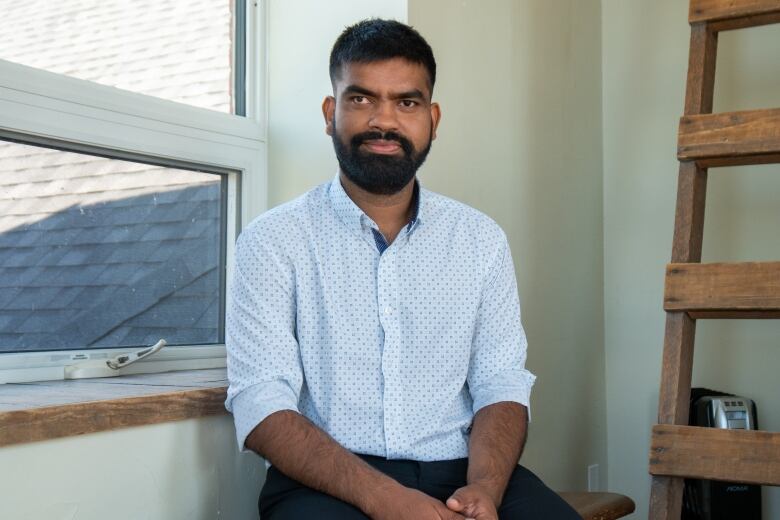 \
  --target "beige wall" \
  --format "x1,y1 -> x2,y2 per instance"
267,0 -> 408,204
603,1 -> 780,517
408,0 -> 606,491
0,416 -> 263,520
